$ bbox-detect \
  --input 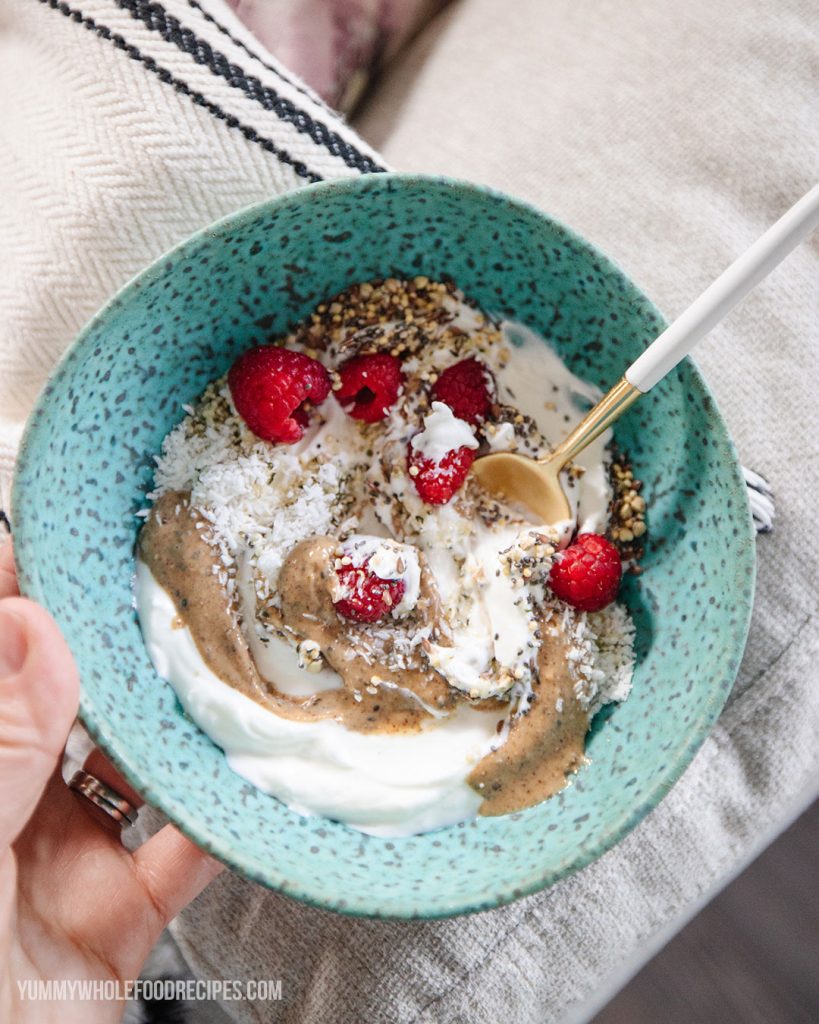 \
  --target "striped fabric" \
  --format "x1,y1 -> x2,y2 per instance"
0,0 -> 385,513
